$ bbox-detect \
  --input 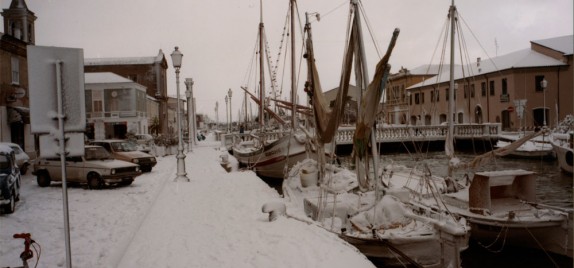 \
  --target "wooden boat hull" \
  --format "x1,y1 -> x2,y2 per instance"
467,215 -> 573,258
550,138 -> 573,174
232,132 -> 309,179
